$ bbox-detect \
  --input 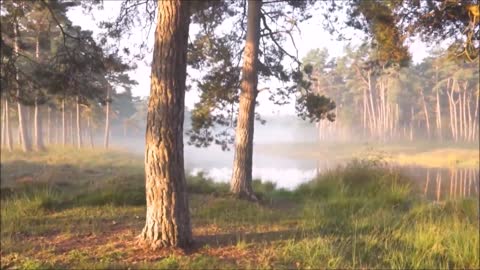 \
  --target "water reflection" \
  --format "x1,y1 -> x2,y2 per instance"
402,167 -> 479,201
